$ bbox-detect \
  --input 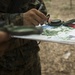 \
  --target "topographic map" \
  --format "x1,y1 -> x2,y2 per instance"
12,24 -> 75,45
